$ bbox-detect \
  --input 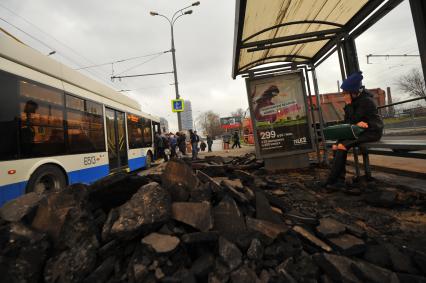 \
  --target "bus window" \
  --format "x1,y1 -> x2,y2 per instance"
127,114 -> 143,149
141,118 -> 153,147
66,95 -> 105,153
0,71 -> 19,161
19,80 -> 65,157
